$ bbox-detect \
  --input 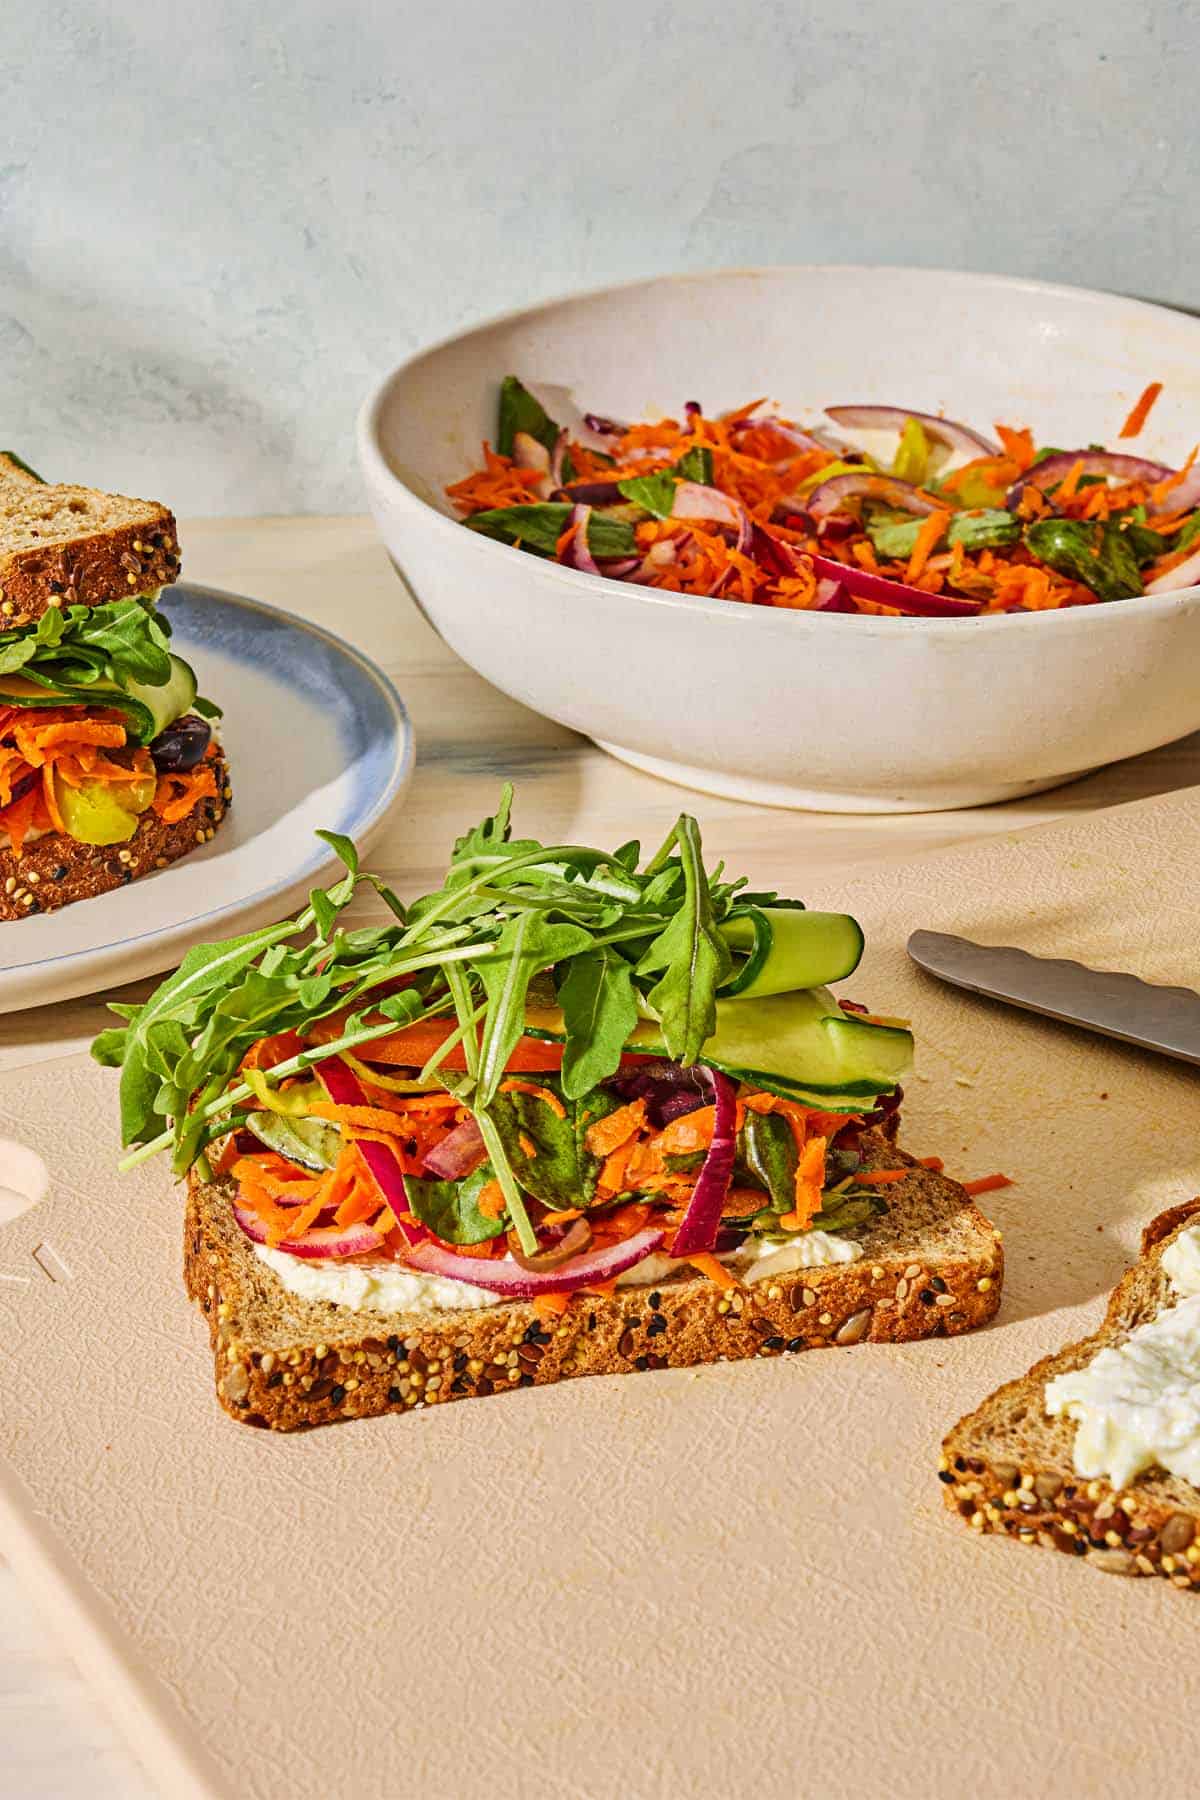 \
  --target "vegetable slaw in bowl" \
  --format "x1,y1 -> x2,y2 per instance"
448,377 -> 1200,618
